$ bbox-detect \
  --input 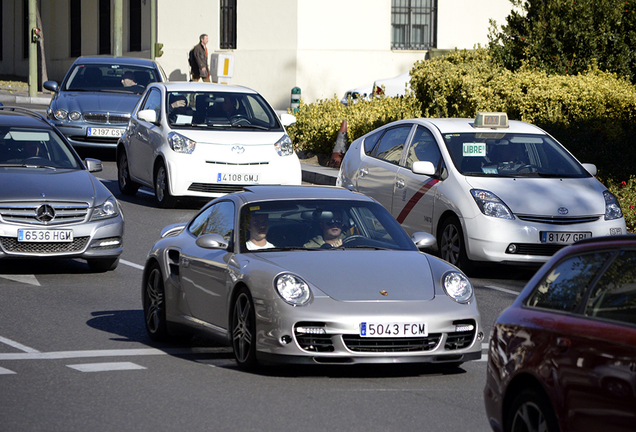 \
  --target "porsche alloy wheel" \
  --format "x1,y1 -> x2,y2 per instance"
231,288 -> 257,368
143,263 -> 168,341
